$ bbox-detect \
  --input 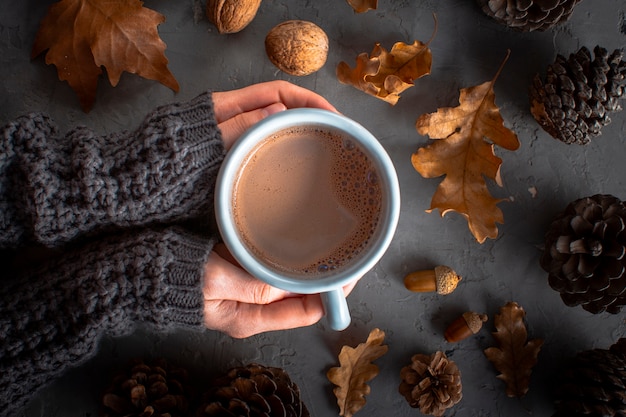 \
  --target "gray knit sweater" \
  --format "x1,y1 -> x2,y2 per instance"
0,91 -> 226,416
